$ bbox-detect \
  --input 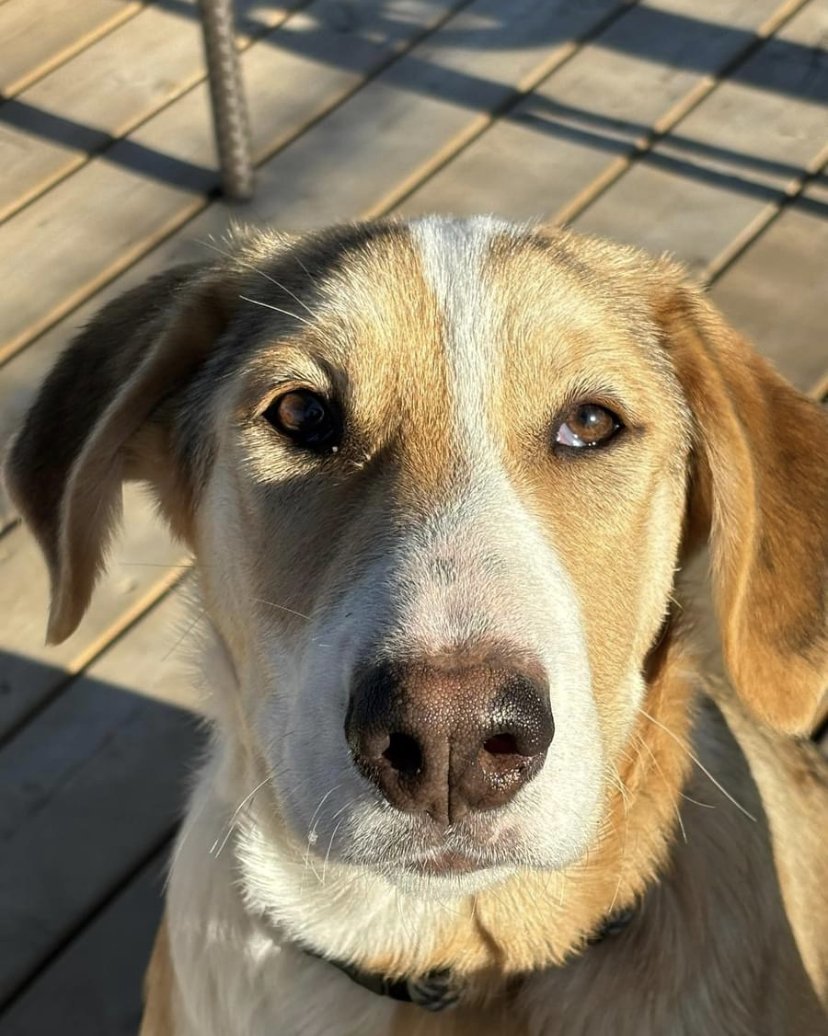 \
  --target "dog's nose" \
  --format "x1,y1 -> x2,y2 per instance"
345,660 -> 554,825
